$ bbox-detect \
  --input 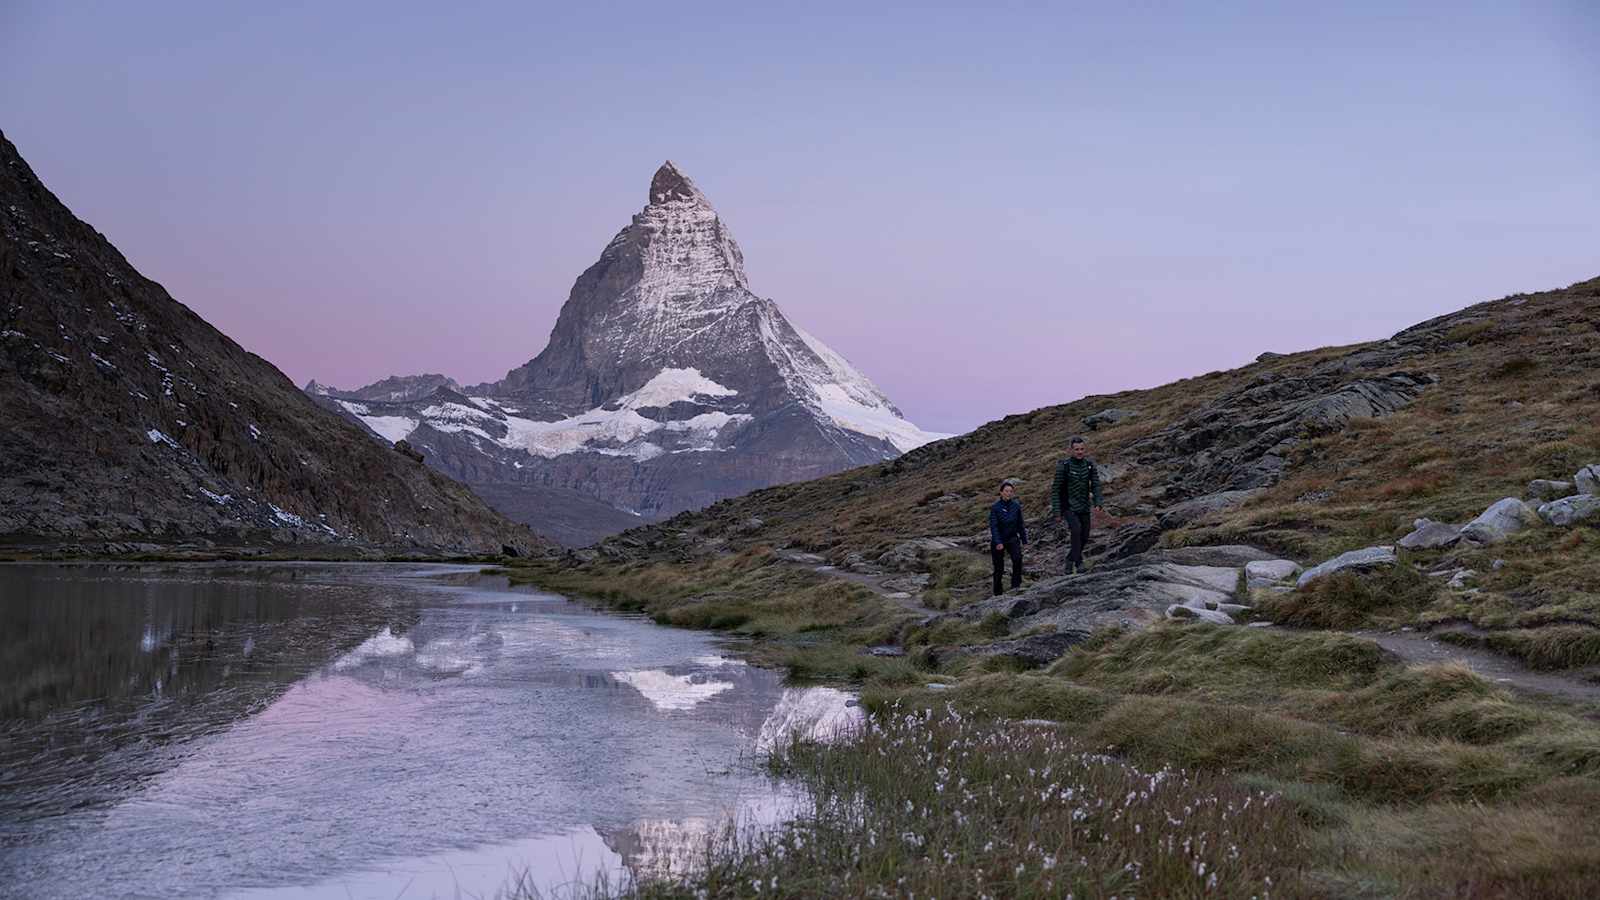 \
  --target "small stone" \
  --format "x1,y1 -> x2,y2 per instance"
1083,408 -> 1137,430
1492,559 -> 1506,571
1400,626 -> 1415,633
1447,569 -> 1477,590
925,683 -> 954,691
1166,604 -> 1236,625
1247,621 -> 1275,628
